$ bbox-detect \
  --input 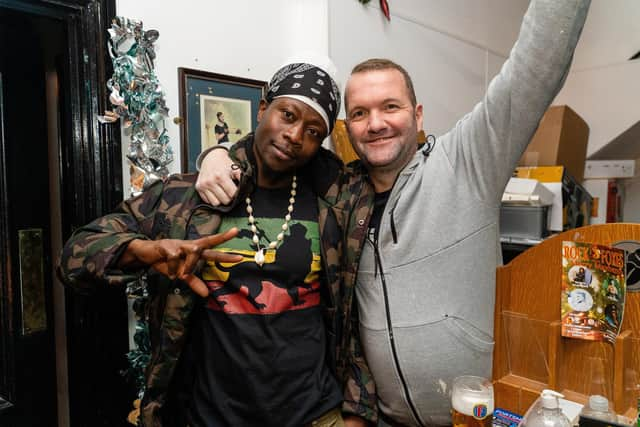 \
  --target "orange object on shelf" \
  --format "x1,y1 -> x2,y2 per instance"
330,119 -> 359,164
